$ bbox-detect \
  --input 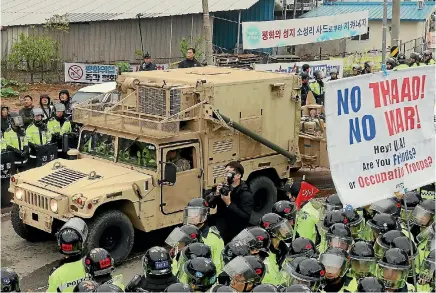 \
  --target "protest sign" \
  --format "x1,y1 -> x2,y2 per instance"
254,59 -> 344,79
242,11 -> 368,49
295,181 -> 320,210
65,63 -> 117,83
325,67 -> 435,208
